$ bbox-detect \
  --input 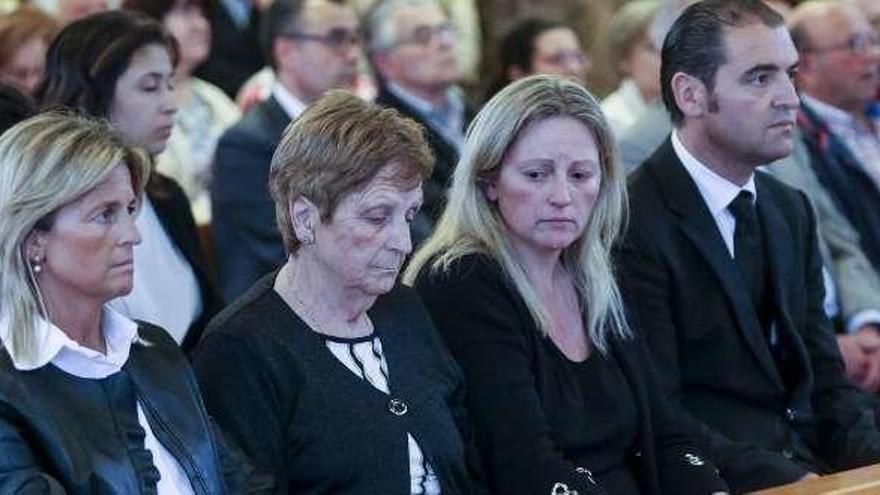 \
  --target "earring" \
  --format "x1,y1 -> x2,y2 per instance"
30,255 -> 44,274
300,230 -> 314,245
